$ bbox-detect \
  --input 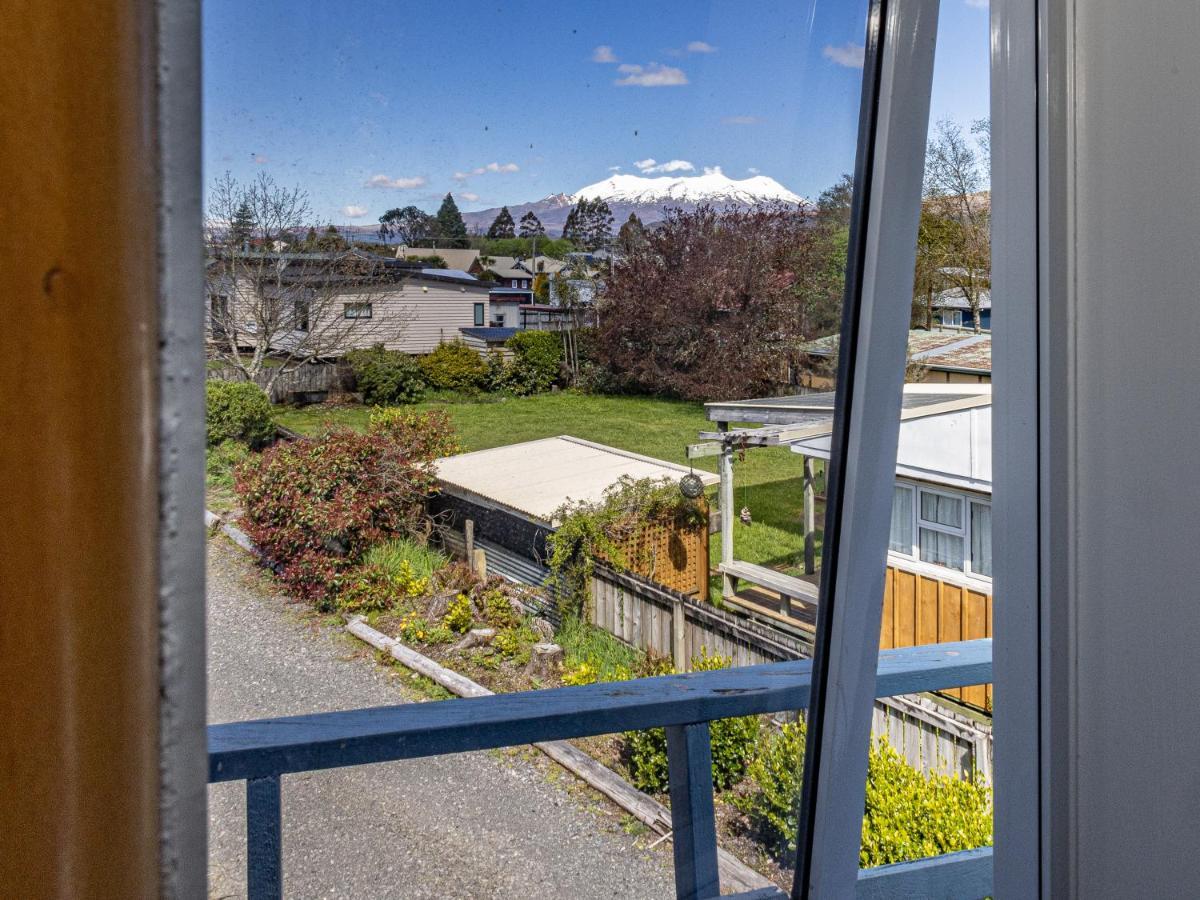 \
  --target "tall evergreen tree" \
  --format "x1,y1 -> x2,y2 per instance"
518,210 -> 546,238
229,200 -> 255,247
435,193 -> 470,248
562,203 -> 584,246
586,198 -> 614,250
616,212 -> 646,255
486,206 -> 516,239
